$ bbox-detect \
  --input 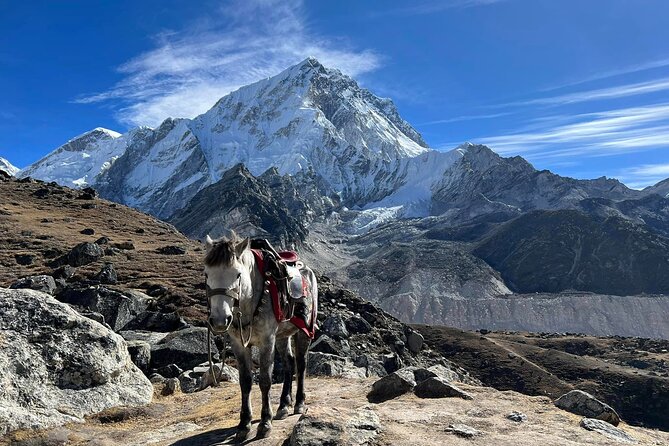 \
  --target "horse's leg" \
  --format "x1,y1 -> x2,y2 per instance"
293,332 -> 311,415
275,336 -> 294,420
230,338 -> 253,442
256,334 -> 276,438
